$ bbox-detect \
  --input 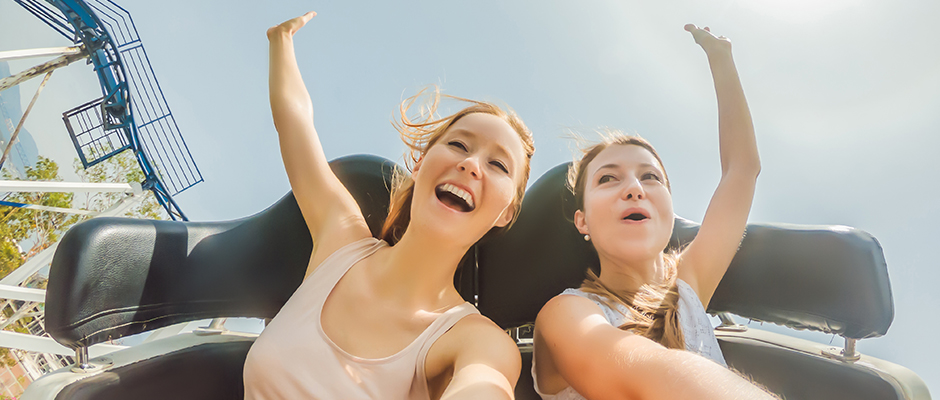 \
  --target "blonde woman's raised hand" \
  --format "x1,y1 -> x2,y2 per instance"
684,24 -> 732,57
268,11 -> 316,40
266,10 -> 373,277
